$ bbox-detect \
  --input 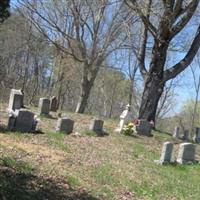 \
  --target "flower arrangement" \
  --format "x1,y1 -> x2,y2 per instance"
122,122 -> 137,136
